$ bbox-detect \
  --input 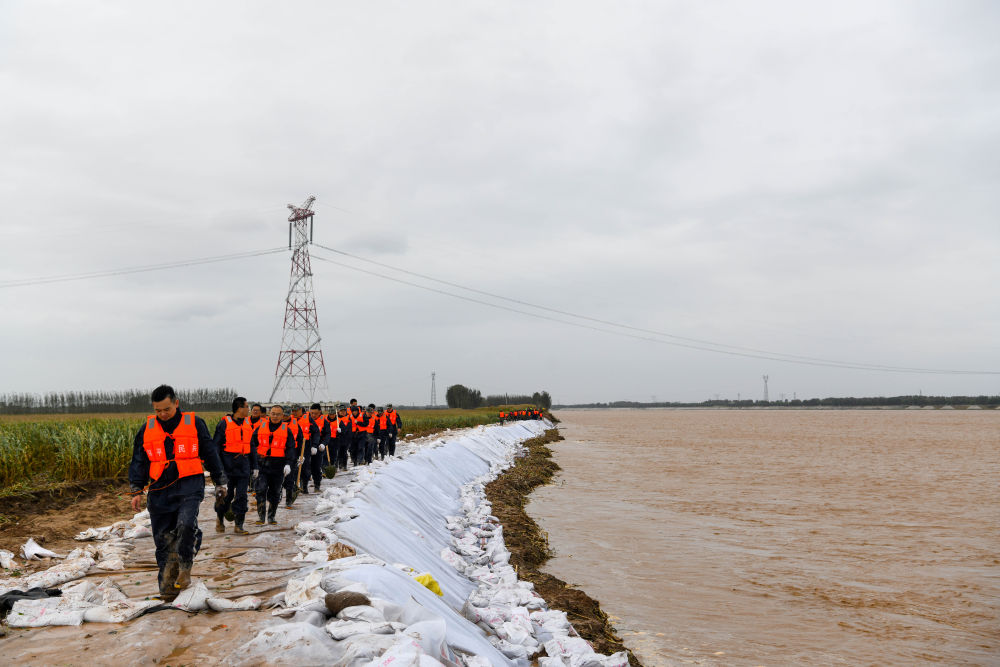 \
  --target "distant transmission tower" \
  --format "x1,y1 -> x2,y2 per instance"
269,196 -> 330,403
430,372 -> 437,407
762,375 -> 770,402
